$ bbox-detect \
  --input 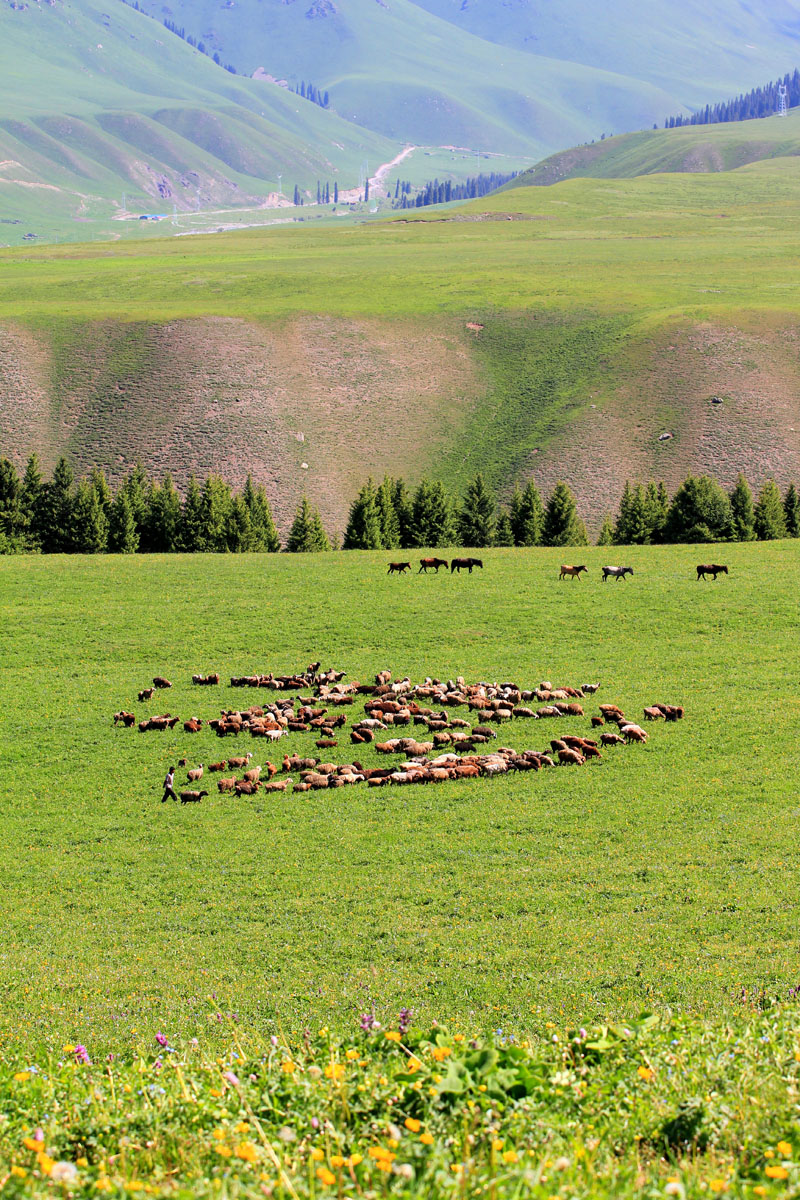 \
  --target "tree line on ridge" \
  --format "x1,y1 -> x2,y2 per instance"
0,455 -> 797,554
